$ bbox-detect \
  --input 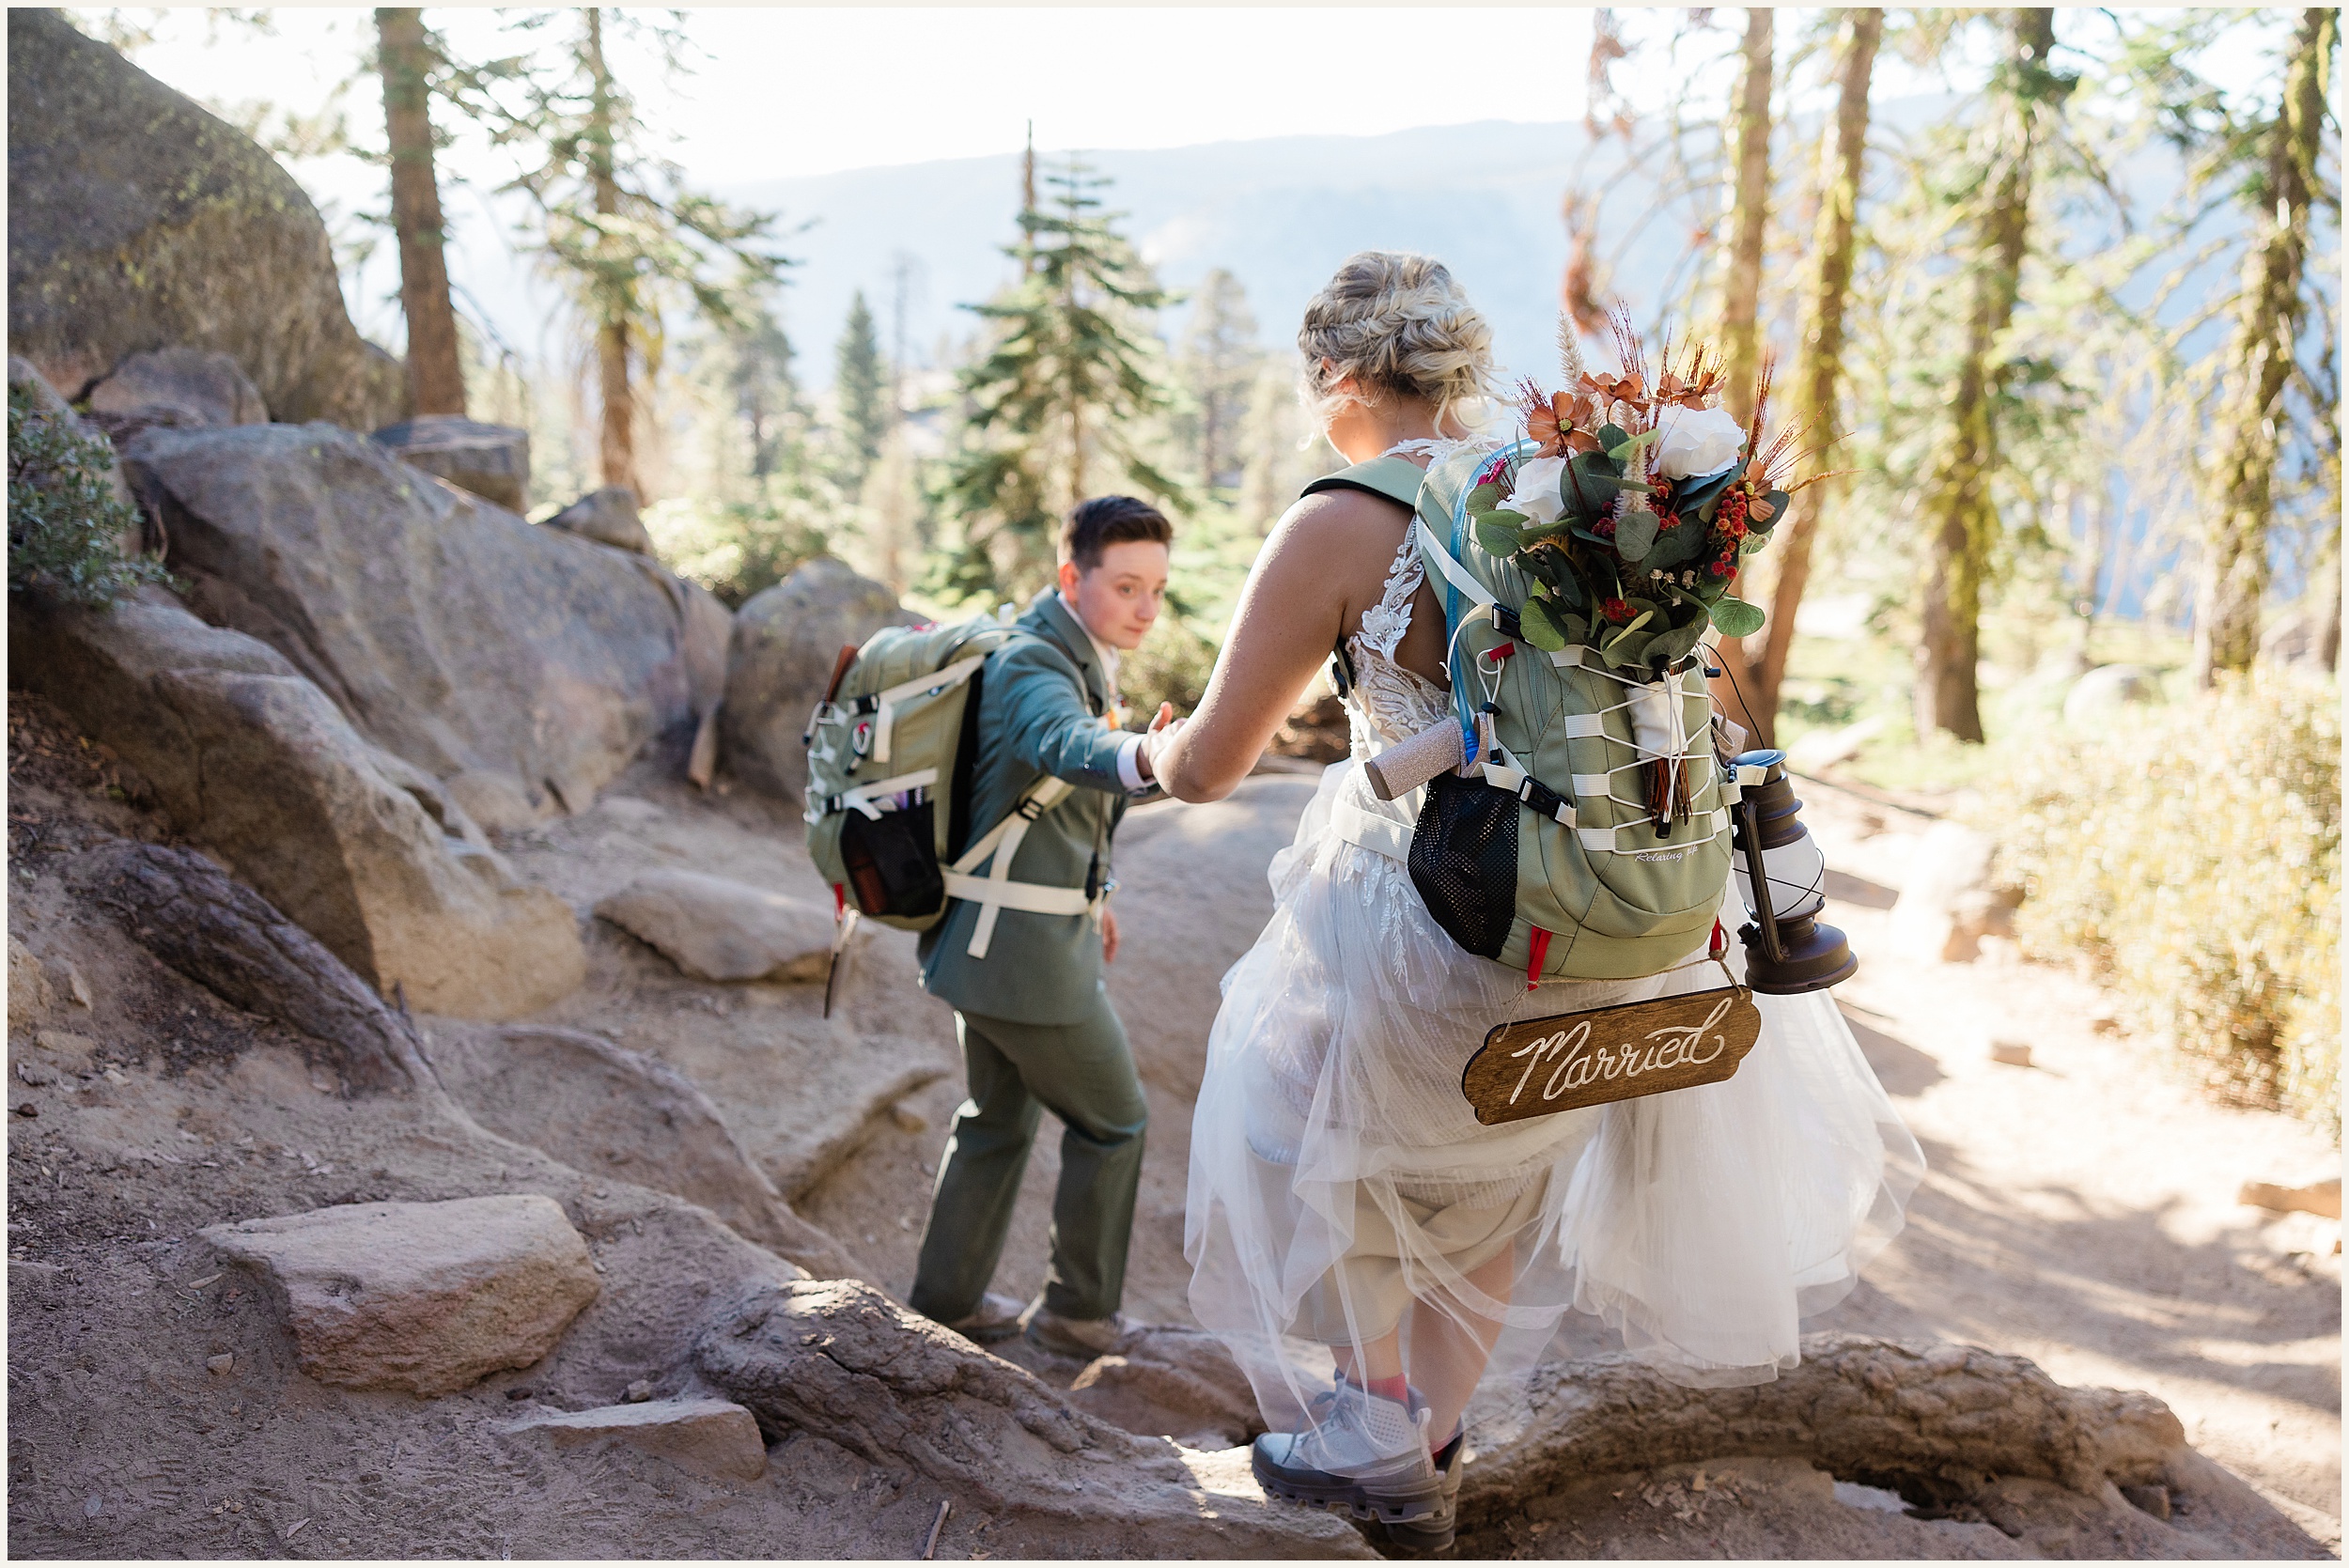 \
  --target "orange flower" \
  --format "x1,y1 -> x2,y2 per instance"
1655,368 -> 1722,411
1579,370 -> 1646,405
1526,390 -> 1573,457
1526,388 -> 1604,458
